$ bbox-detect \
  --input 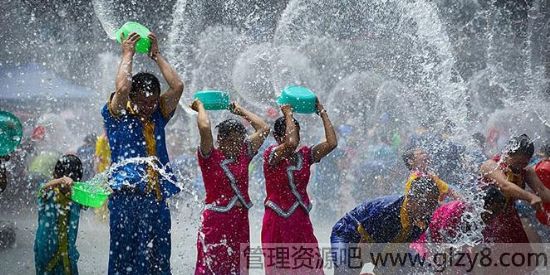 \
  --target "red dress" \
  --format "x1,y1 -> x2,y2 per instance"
535,160 -> 550,225
195,142 -> 255,275
480,155 -> 529,243
261,145 -> 324,274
